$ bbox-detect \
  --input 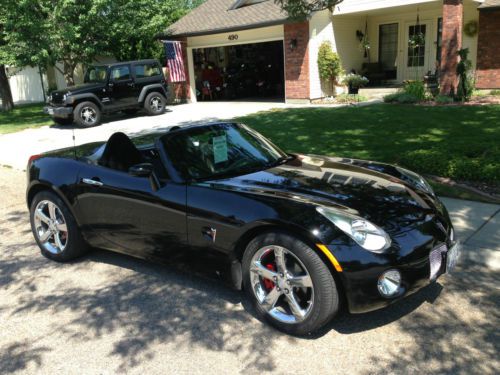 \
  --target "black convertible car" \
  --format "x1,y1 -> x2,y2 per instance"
27,123 -> 460,335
